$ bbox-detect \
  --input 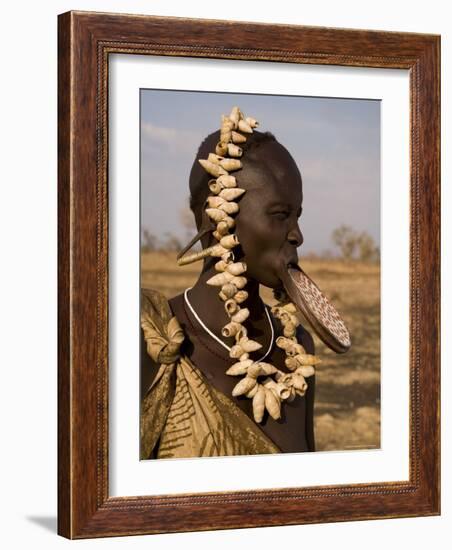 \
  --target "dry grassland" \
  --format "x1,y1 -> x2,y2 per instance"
141,252 -> 380,452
